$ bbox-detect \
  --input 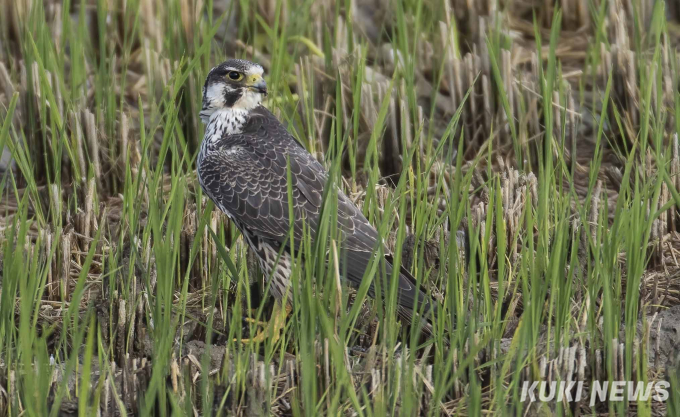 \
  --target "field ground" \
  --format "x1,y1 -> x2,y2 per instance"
2,0 -> 680,415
